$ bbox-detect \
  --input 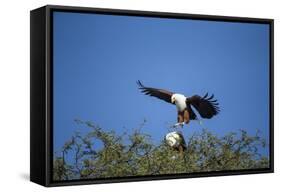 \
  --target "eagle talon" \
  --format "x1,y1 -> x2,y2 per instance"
173,122 -> 185,128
